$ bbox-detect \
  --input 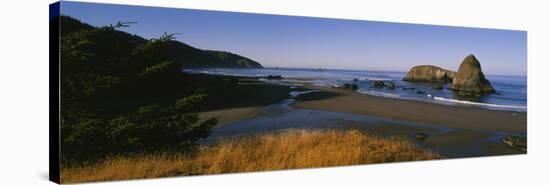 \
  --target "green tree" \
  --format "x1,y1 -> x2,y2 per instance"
59,17 -> 217,161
